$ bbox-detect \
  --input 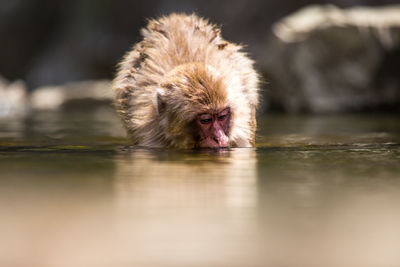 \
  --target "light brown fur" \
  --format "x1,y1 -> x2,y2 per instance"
113,13 -> 259,148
